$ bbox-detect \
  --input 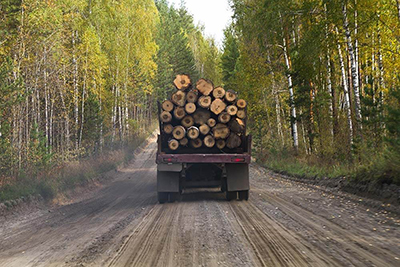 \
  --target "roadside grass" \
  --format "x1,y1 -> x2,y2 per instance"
0,130 -> 153,203
260,148 -> 400,188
